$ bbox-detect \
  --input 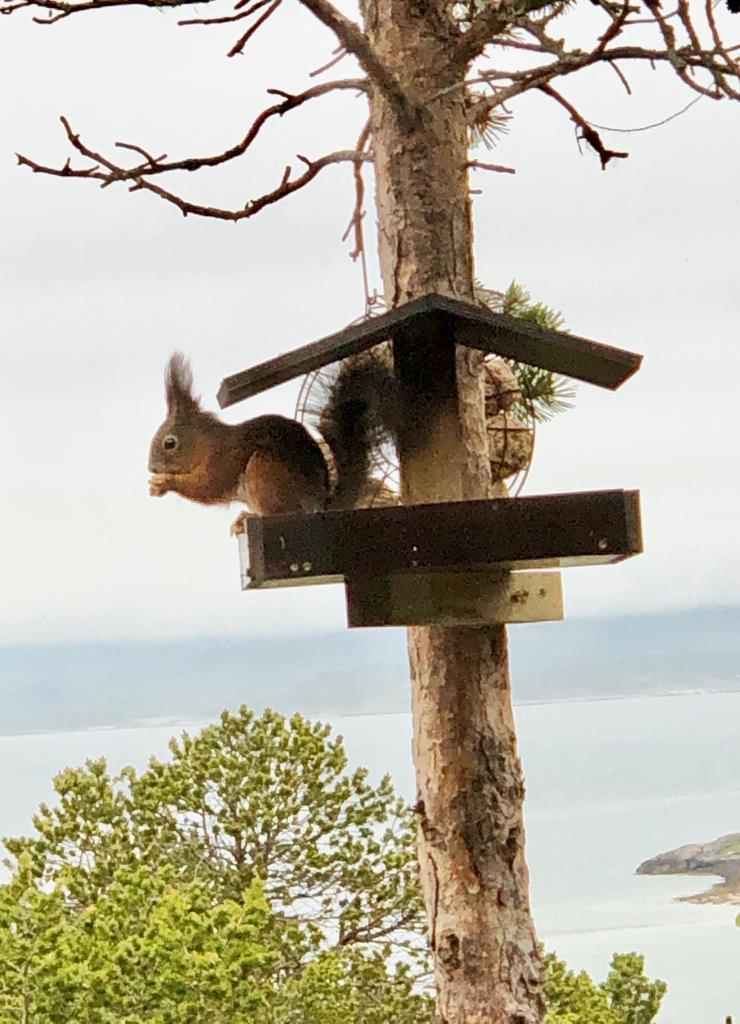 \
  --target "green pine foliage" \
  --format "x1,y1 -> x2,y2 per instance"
476,280 -> 577,422
0,707 -> 665,1024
